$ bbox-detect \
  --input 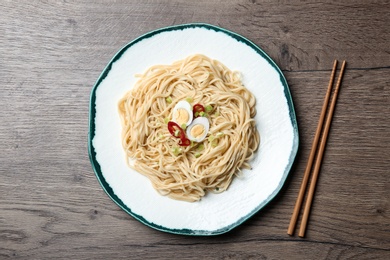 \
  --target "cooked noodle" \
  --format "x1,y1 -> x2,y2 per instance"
118,54 -> 260,202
